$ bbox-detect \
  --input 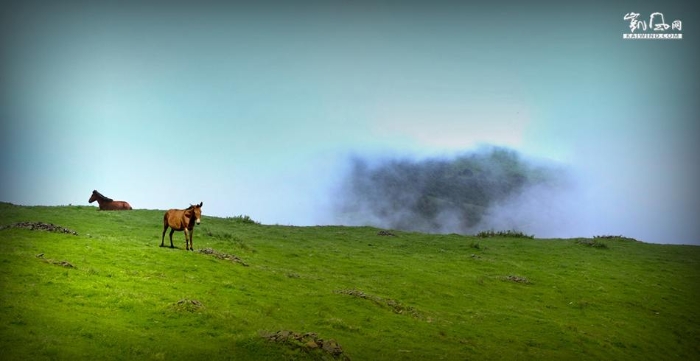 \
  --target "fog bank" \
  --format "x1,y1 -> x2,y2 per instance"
332,146 -> 572,235
330,145 -> 699,245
